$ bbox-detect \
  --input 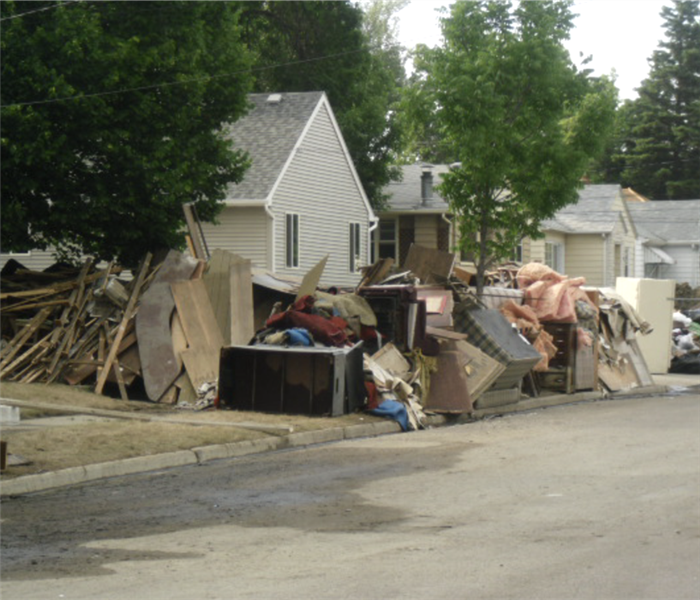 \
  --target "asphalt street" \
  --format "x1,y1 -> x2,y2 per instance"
1,389 -> 699,600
